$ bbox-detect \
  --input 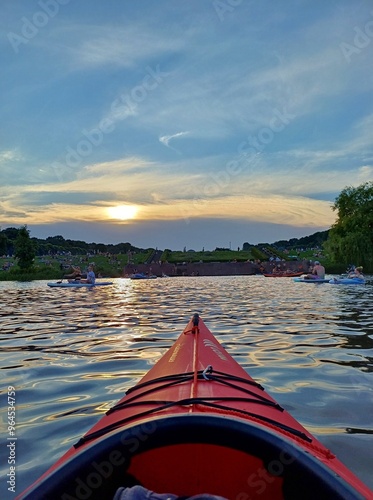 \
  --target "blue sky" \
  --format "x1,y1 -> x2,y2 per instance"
1,0 -> 372,250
